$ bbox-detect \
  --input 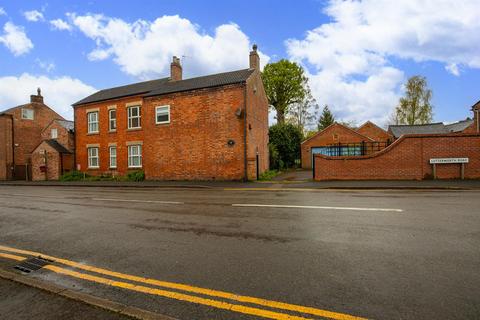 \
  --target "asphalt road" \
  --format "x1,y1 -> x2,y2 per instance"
0,185 -> 479,320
